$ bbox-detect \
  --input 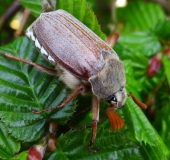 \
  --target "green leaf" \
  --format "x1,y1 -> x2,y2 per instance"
20,0 -> 42,17
152,20 -> 170,40
114,32 -> 163,96
20,0 -> 106,40
163,56 -> 170,85
117,0 -> 165,32
119,60 -> 169,159
0,122 -> 20,159
48,128 -> 142,160
14,151 -> 28,160
161,118 -> 170,150
124,56 -> 163,95
123,98 -> 169,159
140,143 -> 169,160
116,31 -> 161,57
0,37 -> 76,142
157,107 -> 170,153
